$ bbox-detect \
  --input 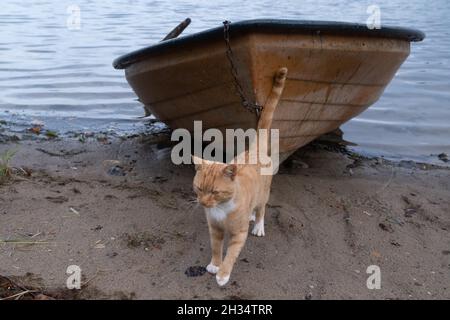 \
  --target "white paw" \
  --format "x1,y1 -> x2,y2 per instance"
216,274 -> 230,286
206,263 -> 219,274
251,220 -> 265,237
